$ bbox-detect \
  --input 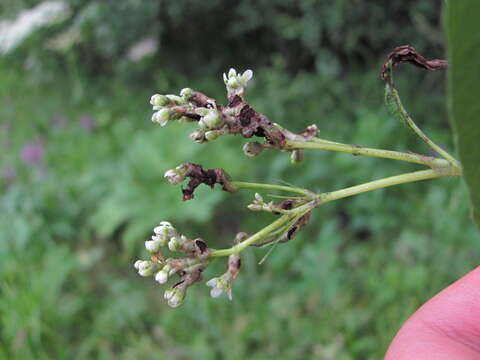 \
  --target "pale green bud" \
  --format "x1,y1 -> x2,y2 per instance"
166,94 -> 185,105
199,111 -> 222,129
205,130 -> 222,141
180,88 -> 194,101
150,94 -> 169,107
164,287 -> 185,308
168,237 -> 180,252
152,108 -> 172,126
